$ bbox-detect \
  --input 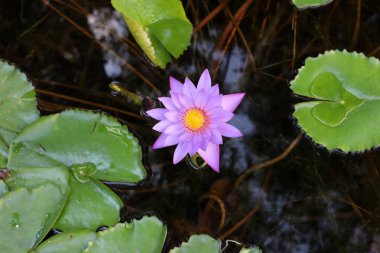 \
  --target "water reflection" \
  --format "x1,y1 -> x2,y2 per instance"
87,8 -> 129,78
